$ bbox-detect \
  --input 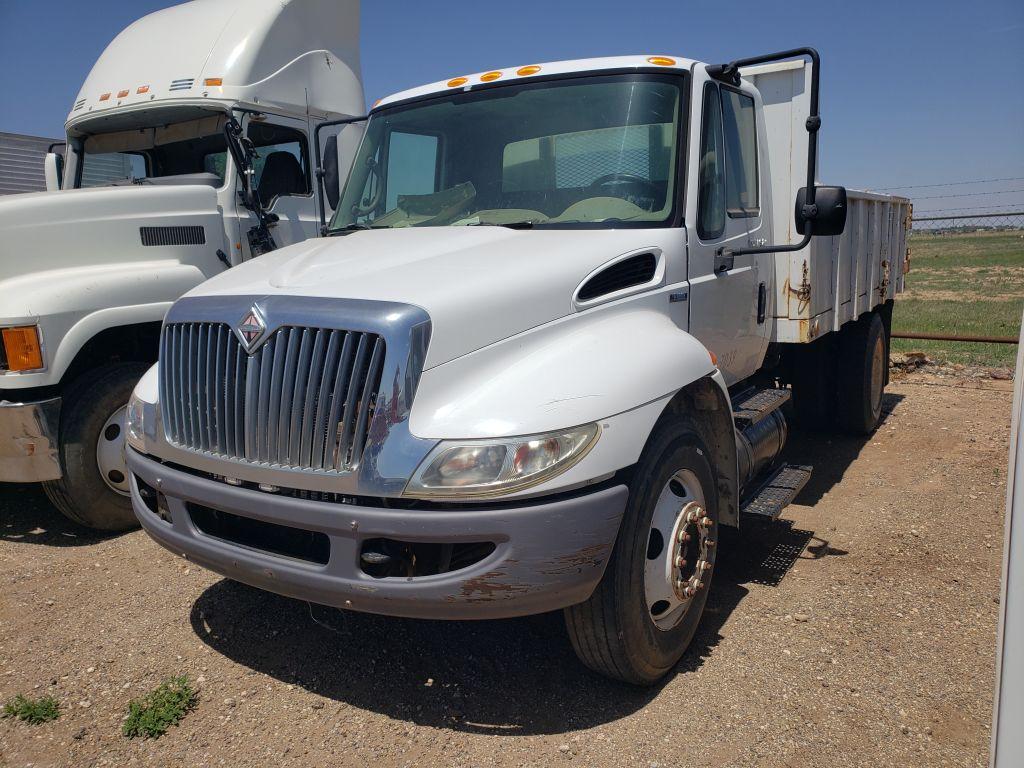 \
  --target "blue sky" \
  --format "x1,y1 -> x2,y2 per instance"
2,0 -> 1022,213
